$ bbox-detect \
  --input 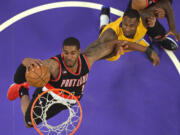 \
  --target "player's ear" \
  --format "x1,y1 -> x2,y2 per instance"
61,53 -> 64,58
